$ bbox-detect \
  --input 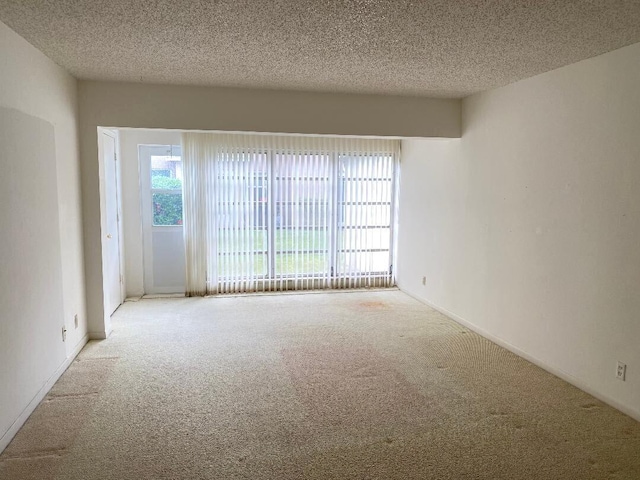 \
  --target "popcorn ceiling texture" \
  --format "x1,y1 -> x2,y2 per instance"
1,1 -> 640,97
